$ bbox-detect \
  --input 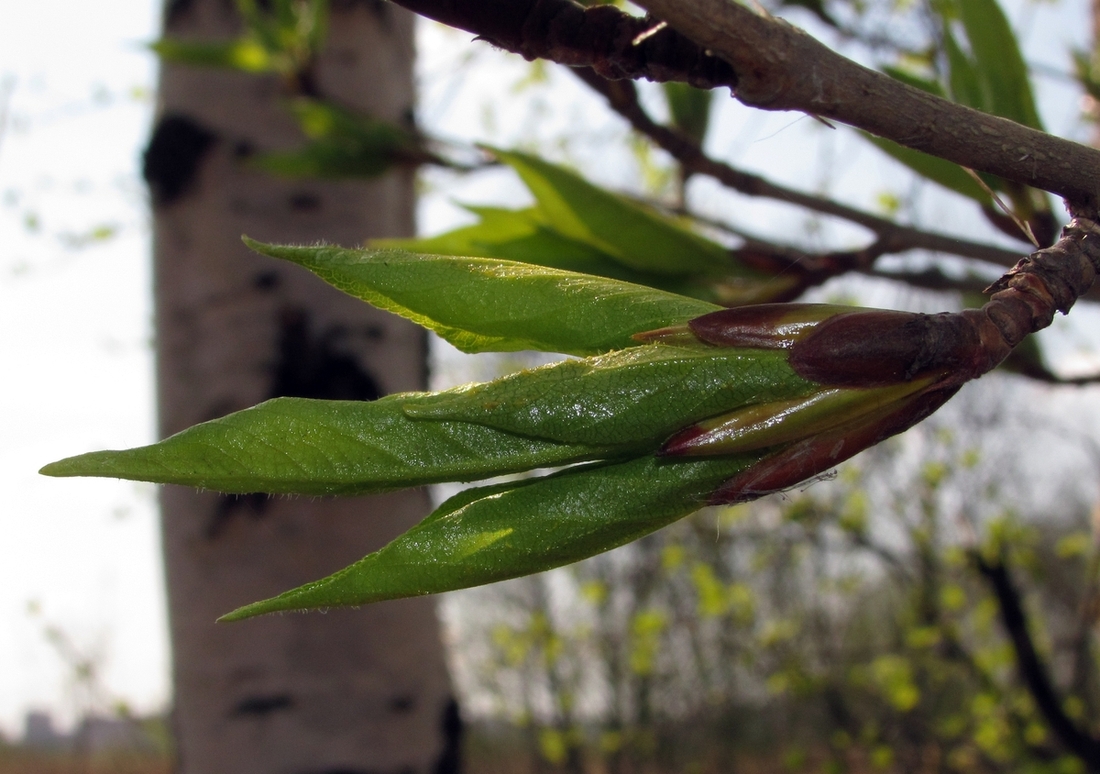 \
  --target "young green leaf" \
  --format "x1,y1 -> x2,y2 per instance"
219,452 -> 757,620
378,206 -> 616,265
955,0 -> 1043,130
245,239 -> 721,356
41,343 -> 814,494
491,148 -> 739,277
662,82 -> 714,145
376,207 -> 747,303
864,136 -> 990,203
406,344 -> 816,447
40,395 -> 621,495
941,22 -> 987,114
